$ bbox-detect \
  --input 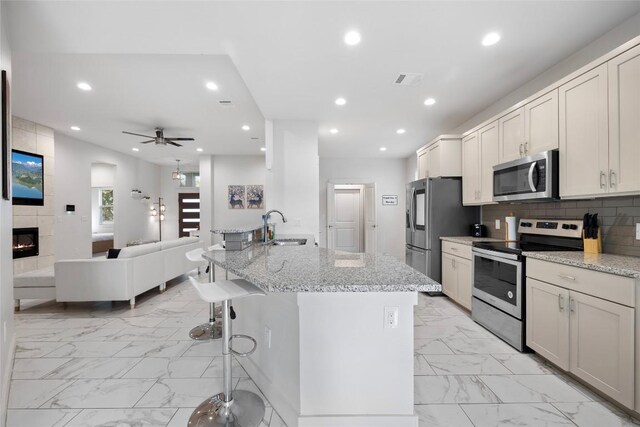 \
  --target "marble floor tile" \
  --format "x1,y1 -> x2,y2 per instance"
104,316 -> 167,328
414,325 -> 465,340
135,378 -> 230,408
166,407 -> 196,427
8,379 -> 74,408
123,357 -> 212,379
461,403 -> 575,427
45,341 -> 130,358
201,357 -> 249,378
491,353 -> 554,375
158,316 -> 209,328
64,408 -> 177,427
42,379 -> 157,409
114,340 -> 193,358
182,340 -> 223,357
113,327 -> 180,341
553,401 -> 640,427
414,338 -> 454,355
479,375 -> 593,403
414,375 -> 500,404
414,404 -> 474,427
414,354 -> 437,375
456,324 -> 497,339
49,318 -> 114,329
413,307 -> 446,317
14,342 -> 66,358
60,327 -> 125,342
12,358 -> 71,379
14,318 -> 64,329
425,354 -> 512,375
236,378 -> 272,407
269,411 -> 286,427
43,357 -> 142,379
443,336 -> 519,354
6,409 -> 80,427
